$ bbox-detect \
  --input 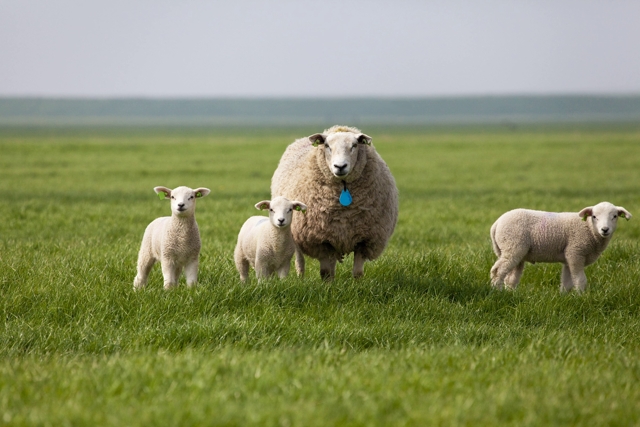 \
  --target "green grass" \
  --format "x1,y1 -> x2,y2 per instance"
1,125 -> 640,426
